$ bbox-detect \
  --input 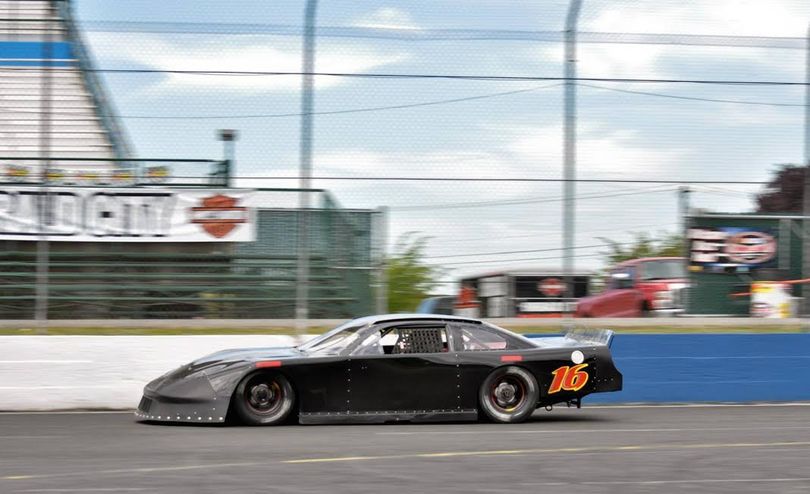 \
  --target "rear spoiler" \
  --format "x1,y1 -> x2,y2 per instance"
563,328 -> 616,348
